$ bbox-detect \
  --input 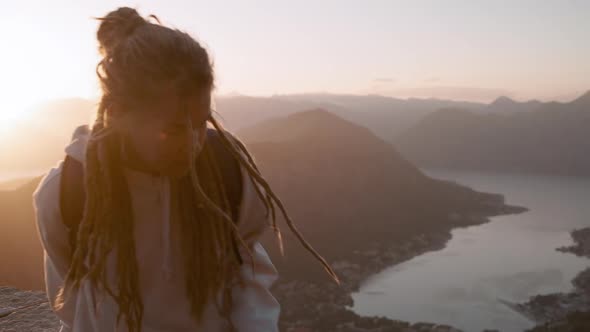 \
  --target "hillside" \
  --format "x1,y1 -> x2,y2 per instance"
0,177 -> 45,289
238,109 -> 522,282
